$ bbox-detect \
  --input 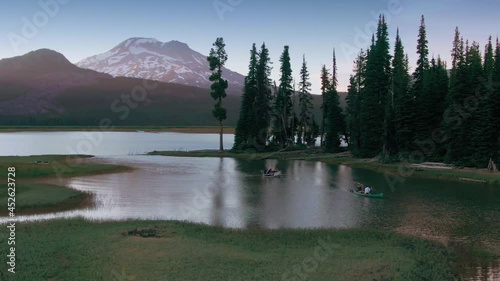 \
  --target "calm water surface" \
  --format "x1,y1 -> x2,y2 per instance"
0,131 -> 234,156
0,132 -> 498,280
